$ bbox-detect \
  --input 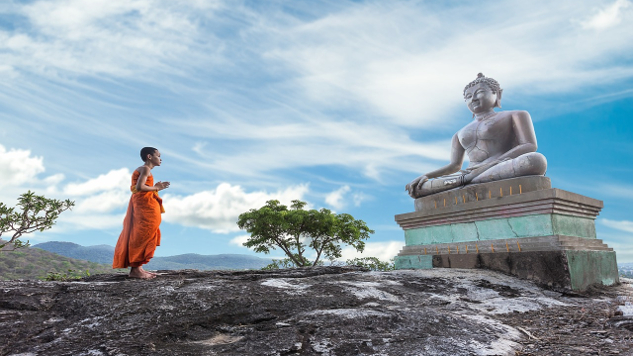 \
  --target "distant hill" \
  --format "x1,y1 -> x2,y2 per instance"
146,253 -> 273,270
0,240 -> 120,280
33,241 -> 114,264
34,241 -> 273,270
